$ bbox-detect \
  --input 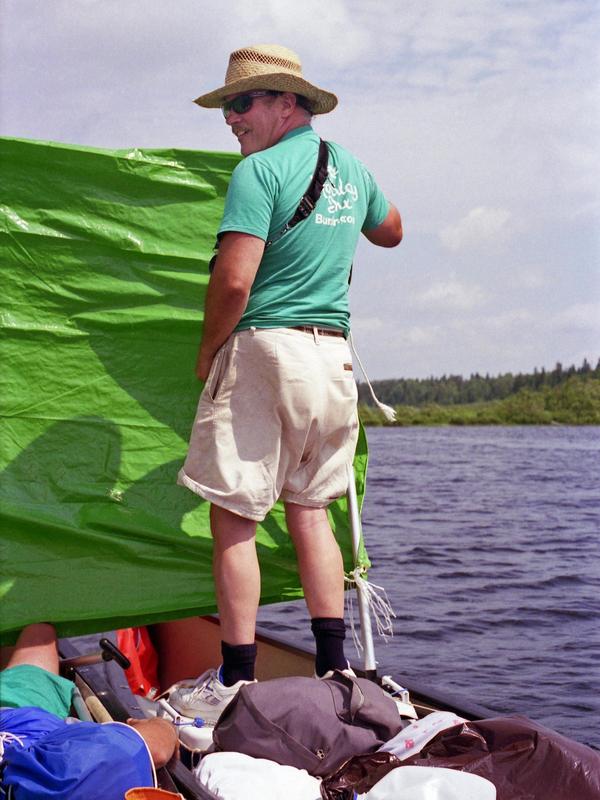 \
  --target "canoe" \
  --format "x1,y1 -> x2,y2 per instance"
57,615 -> 496,799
